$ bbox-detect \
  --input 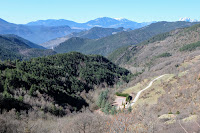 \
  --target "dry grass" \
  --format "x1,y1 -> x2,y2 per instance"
123,78 -> 149,94
135,75 -> 173,105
